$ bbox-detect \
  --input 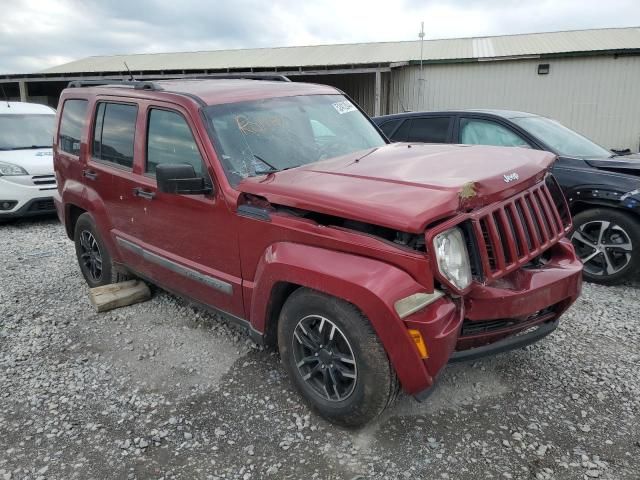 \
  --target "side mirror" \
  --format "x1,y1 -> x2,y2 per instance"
156,164 -> 213,195
610,148 -> 631,156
